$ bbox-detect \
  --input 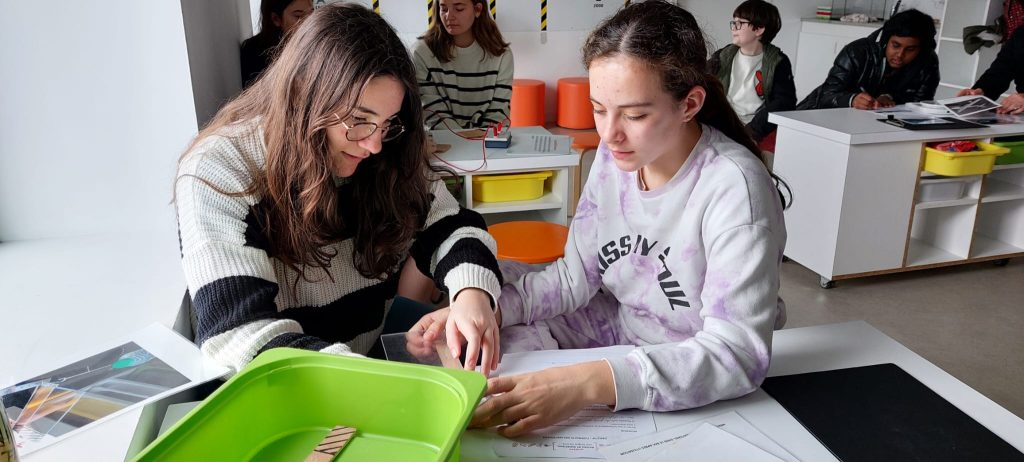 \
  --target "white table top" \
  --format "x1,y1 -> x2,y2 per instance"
769,108 -> 1024,145
0,230 -> 186,461
7,230 -> 1022,461
462,321 -> 1024,461
430,126 -> 580,172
